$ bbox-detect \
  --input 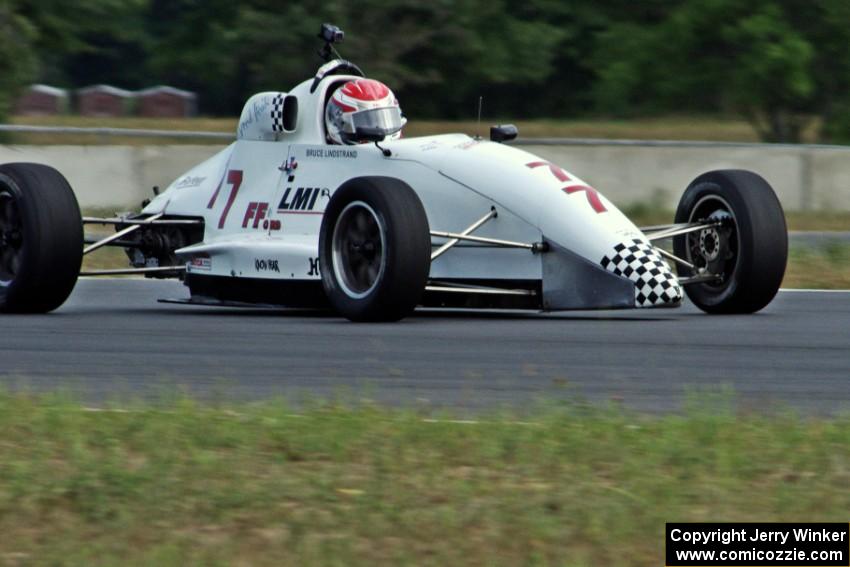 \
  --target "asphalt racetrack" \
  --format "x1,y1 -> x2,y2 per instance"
1,279 -> 848,414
